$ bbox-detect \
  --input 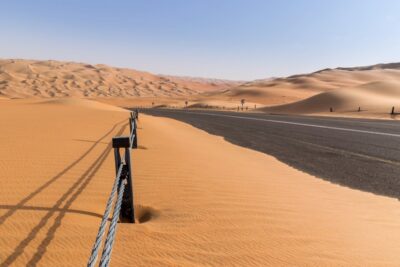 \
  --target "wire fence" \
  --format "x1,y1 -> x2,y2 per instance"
87,111 -> 138,267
